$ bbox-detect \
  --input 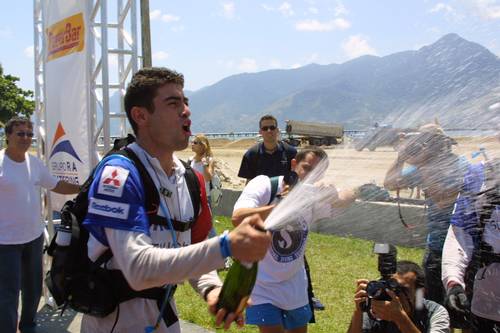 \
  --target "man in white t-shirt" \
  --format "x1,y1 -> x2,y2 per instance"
0,117 -> 80,333
232,148 -> 357,333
